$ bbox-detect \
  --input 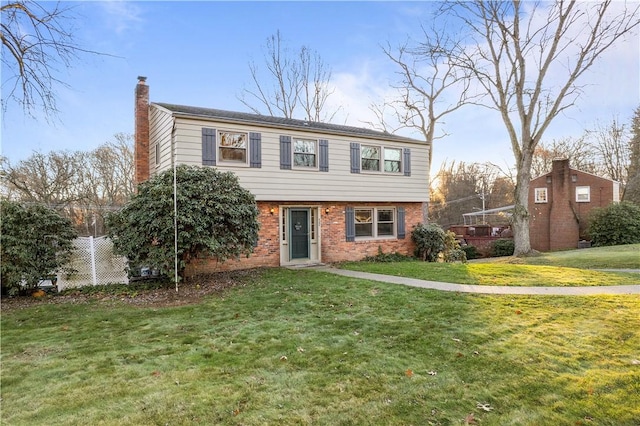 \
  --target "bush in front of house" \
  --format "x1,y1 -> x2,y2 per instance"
106,165 -> 260,281
1,200 -> 77,296
587,201 -> 640,247
442,230 -> 467,263
462,245 -> 481,260
491,238 -> 515,257
412,223 -> 445,262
